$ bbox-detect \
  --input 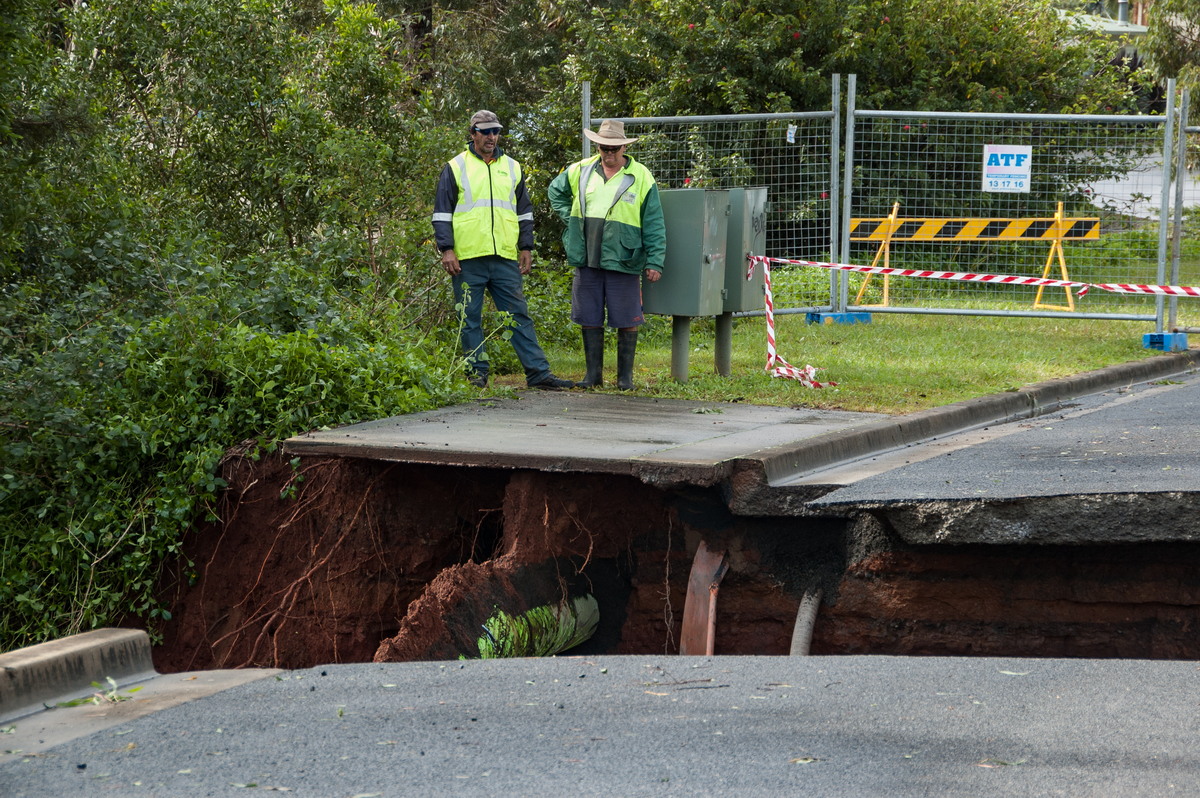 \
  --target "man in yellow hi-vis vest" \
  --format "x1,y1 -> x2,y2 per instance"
549,119 -> 665,391
432,110 -> 573,390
